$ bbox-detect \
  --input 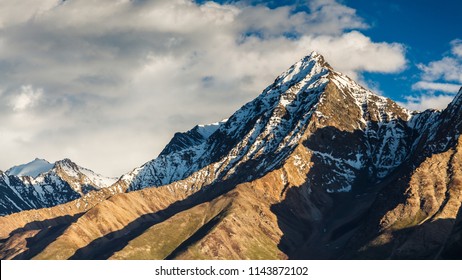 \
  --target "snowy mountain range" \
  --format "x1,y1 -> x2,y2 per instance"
1,51 -> 461,260
0,158 -> 116,215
